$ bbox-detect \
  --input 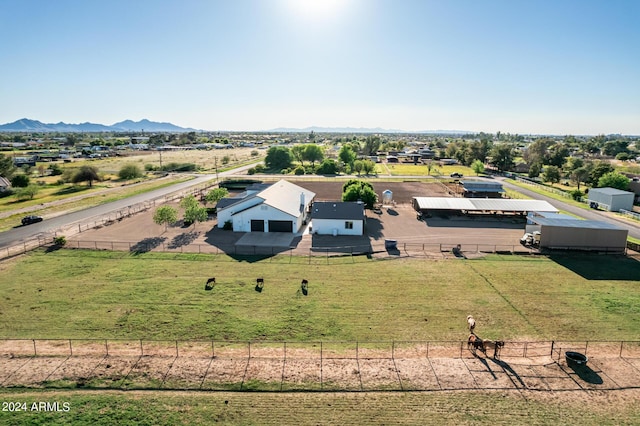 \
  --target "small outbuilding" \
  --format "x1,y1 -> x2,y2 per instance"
311,201 -> 365,236
460,180 -> 505,198
587,187 -> 635,212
